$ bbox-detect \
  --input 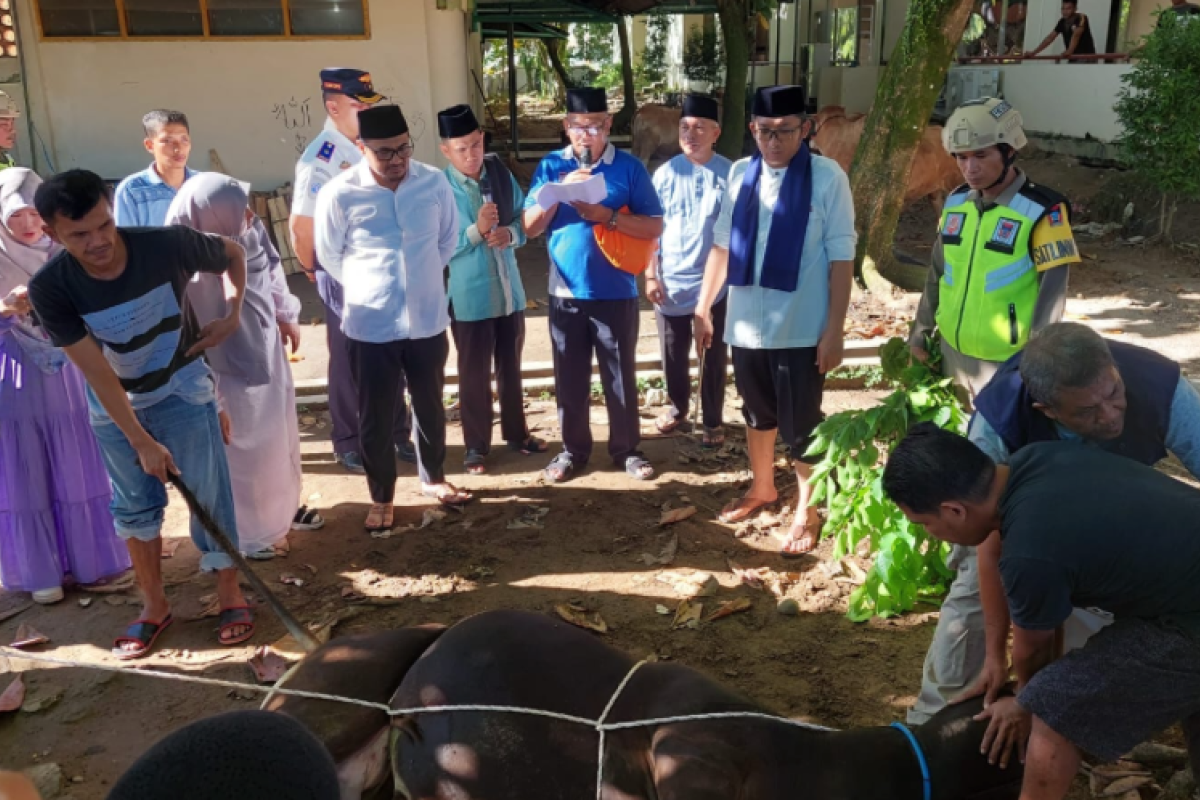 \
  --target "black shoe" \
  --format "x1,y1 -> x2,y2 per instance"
395,441 -> 417,464
336,451 -> 366,474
